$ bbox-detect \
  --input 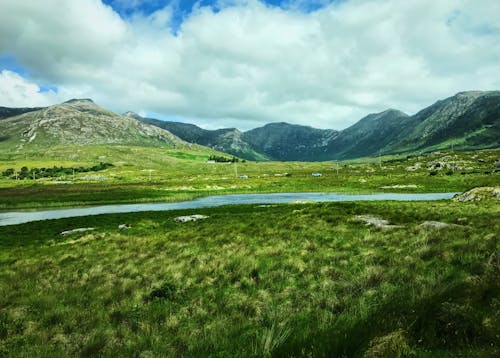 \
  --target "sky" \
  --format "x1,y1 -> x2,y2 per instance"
0,0 -> 499,131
